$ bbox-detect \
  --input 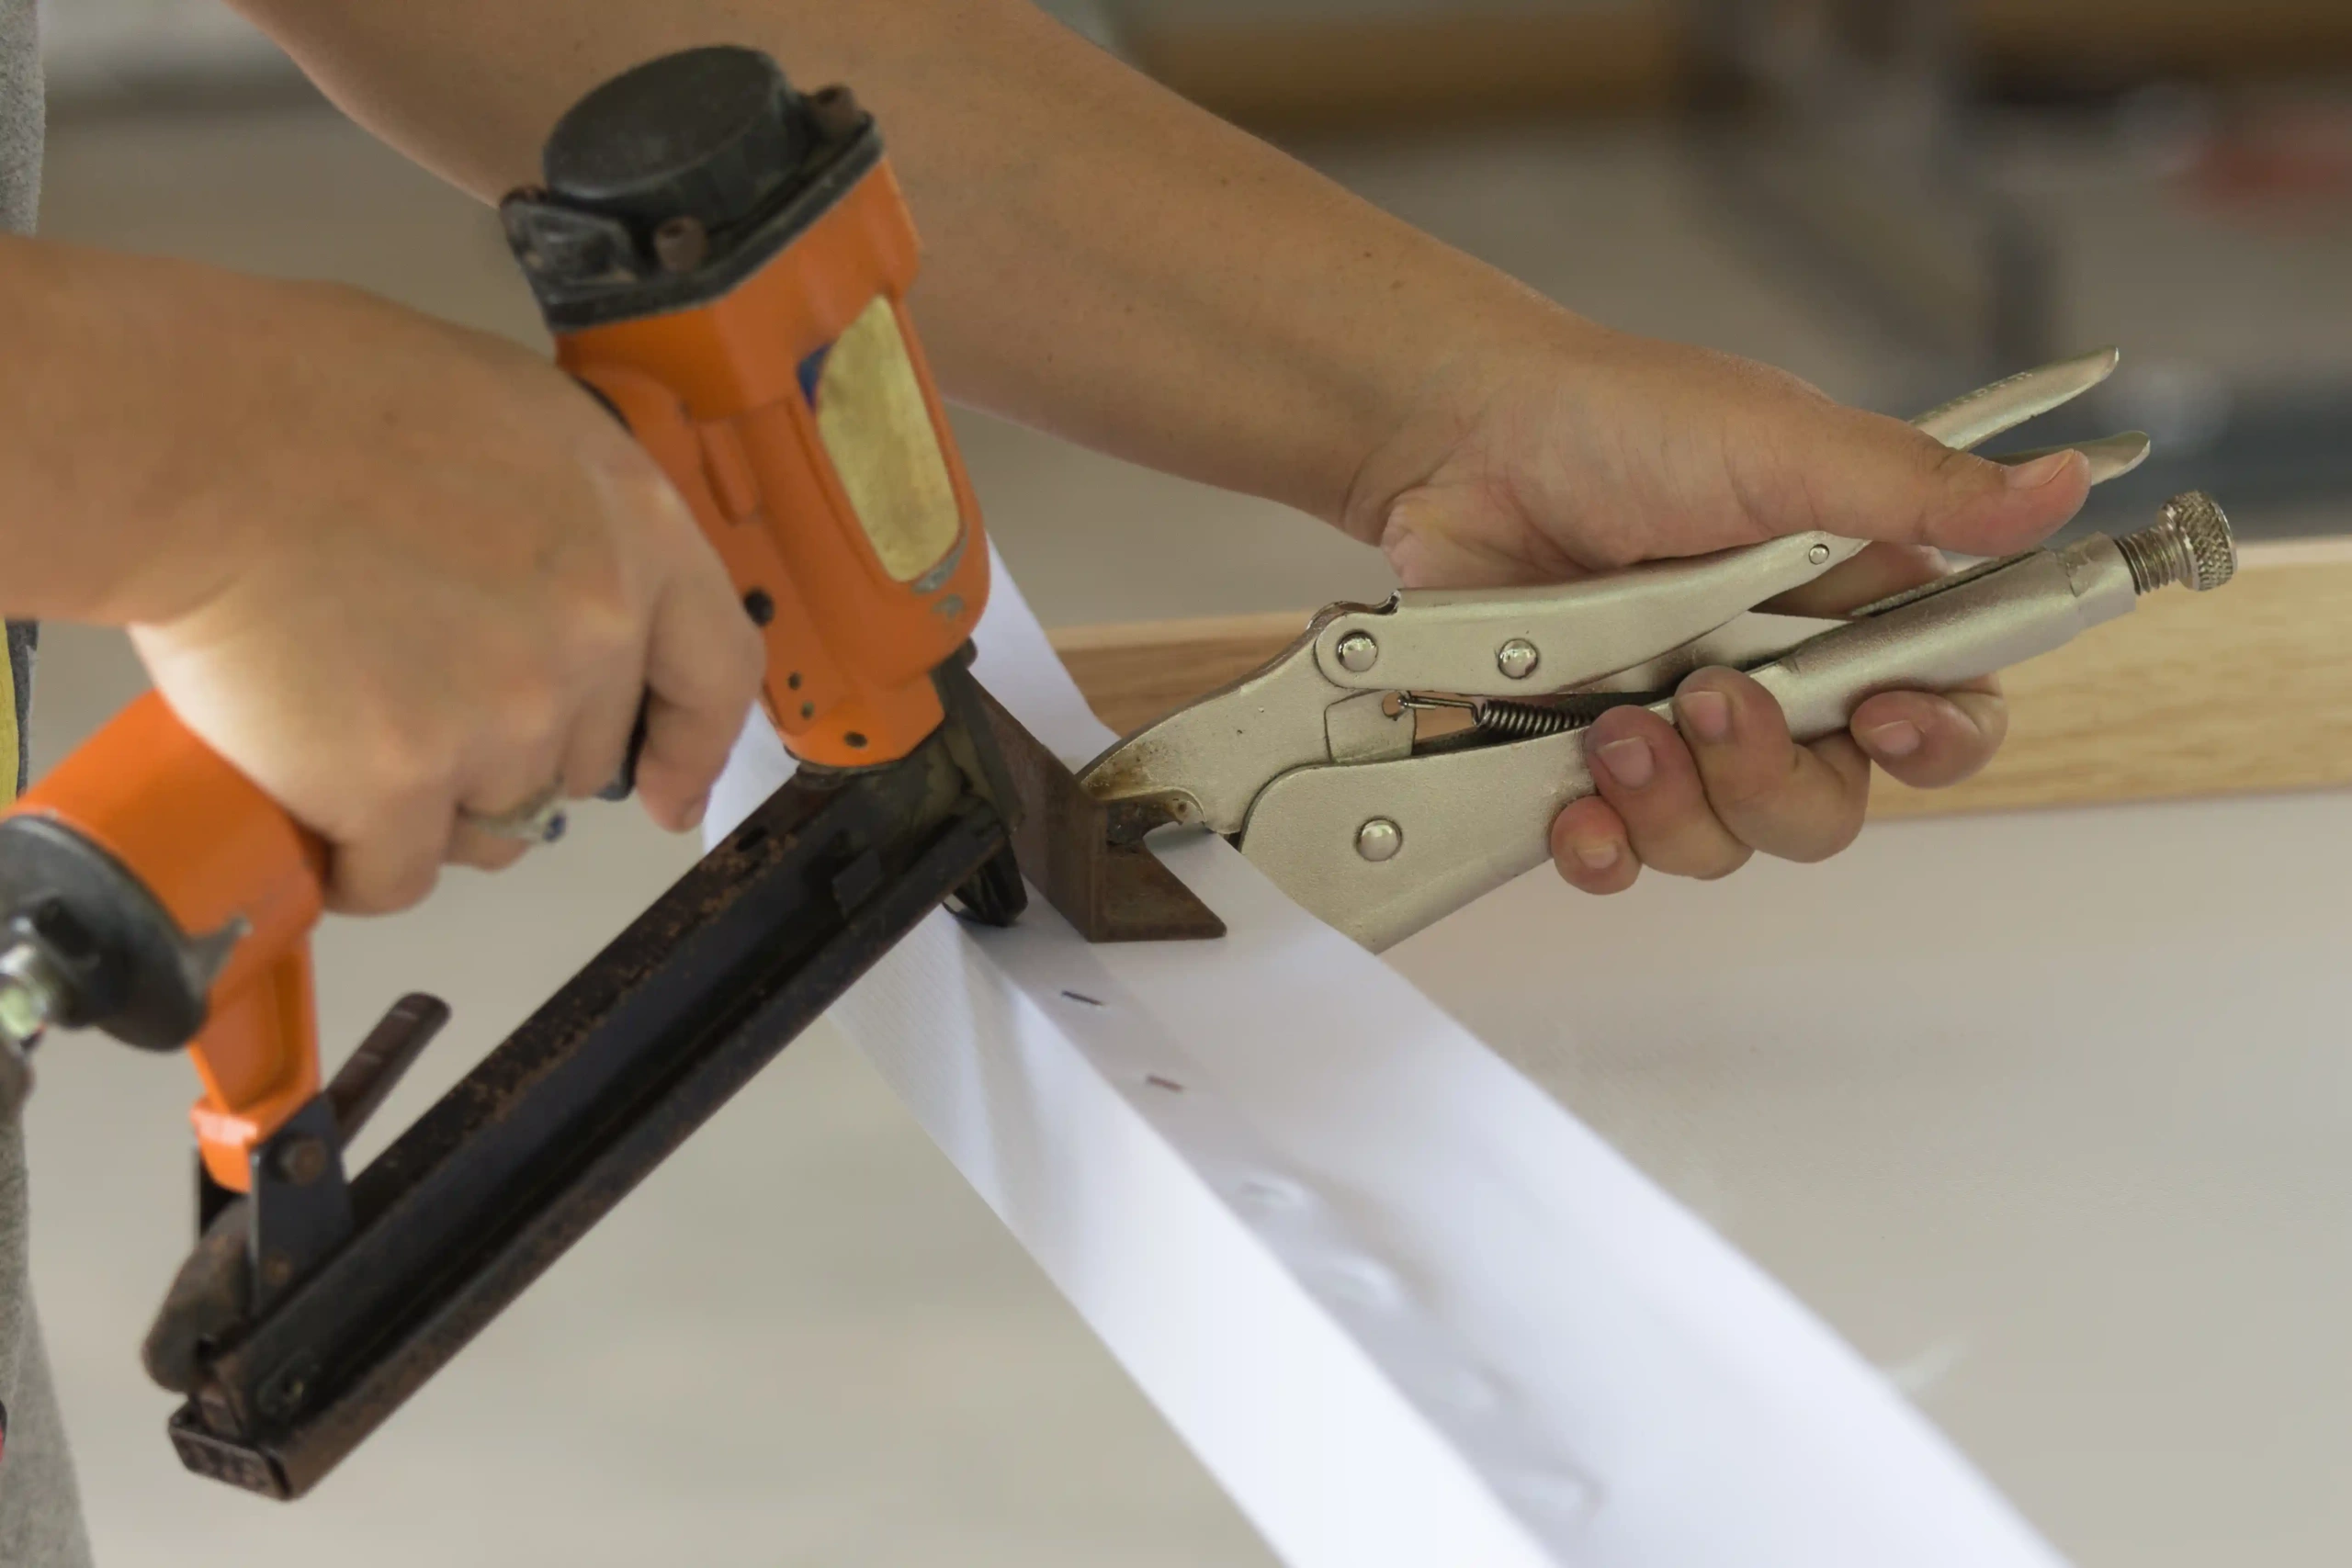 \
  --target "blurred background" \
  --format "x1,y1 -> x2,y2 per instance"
19,2 -> 2352,1564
